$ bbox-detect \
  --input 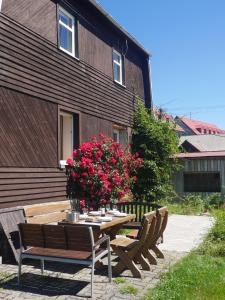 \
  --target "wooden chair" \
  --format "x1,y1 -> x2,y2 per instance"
149,207 -> 168,259
110,212 -> 156,278
18,223 -> 112,298
126,207 -> 168,265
